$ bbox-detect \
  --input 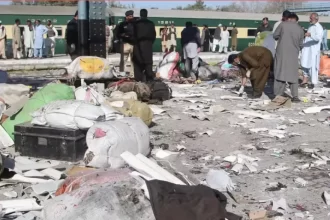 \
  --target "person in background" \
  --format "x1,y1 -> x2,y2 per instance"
66,10 -> 78,61
117,10 -> 135,75
273,13 -> 304,103
300,12 -> 323,89
255,17 -> 272,37
273,10 -> 291,49
0,21 -> 7,59
168,23 -> 177,52
33,20 -> 47,59
161,25 -> 168,53
132,9 -> 156,82
105,24 -> 111,56
12,19 -> 22,60
201,25 -> 210,52
45,20 -> 58,57
219,25 -> 229,53
23,20 -> 34,58
231,25 -> 238,52
108,24 -> 114,53
181,21 -> 201,82
212,24 -> 221,52
322,26 -> 328,51
228,46 -> 273,98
